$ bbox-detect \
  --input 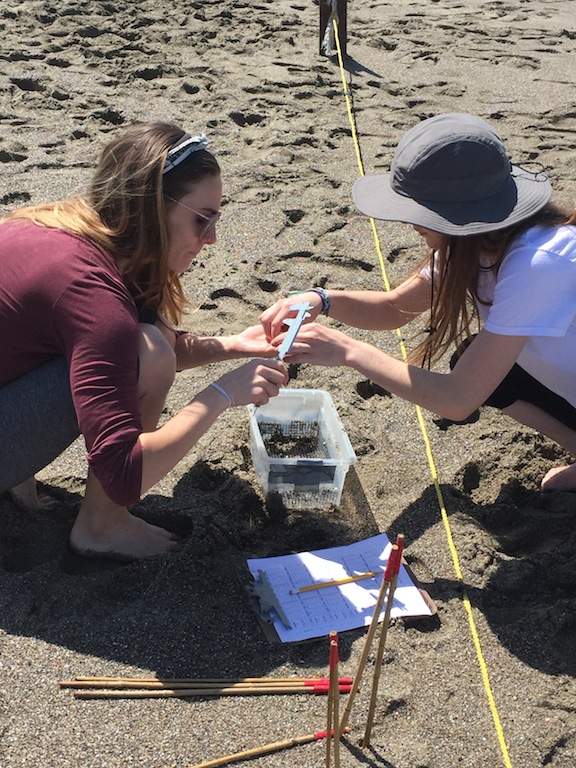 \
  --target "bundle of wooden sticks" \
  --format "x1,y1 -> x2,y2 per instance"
59,675 -> 354,700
